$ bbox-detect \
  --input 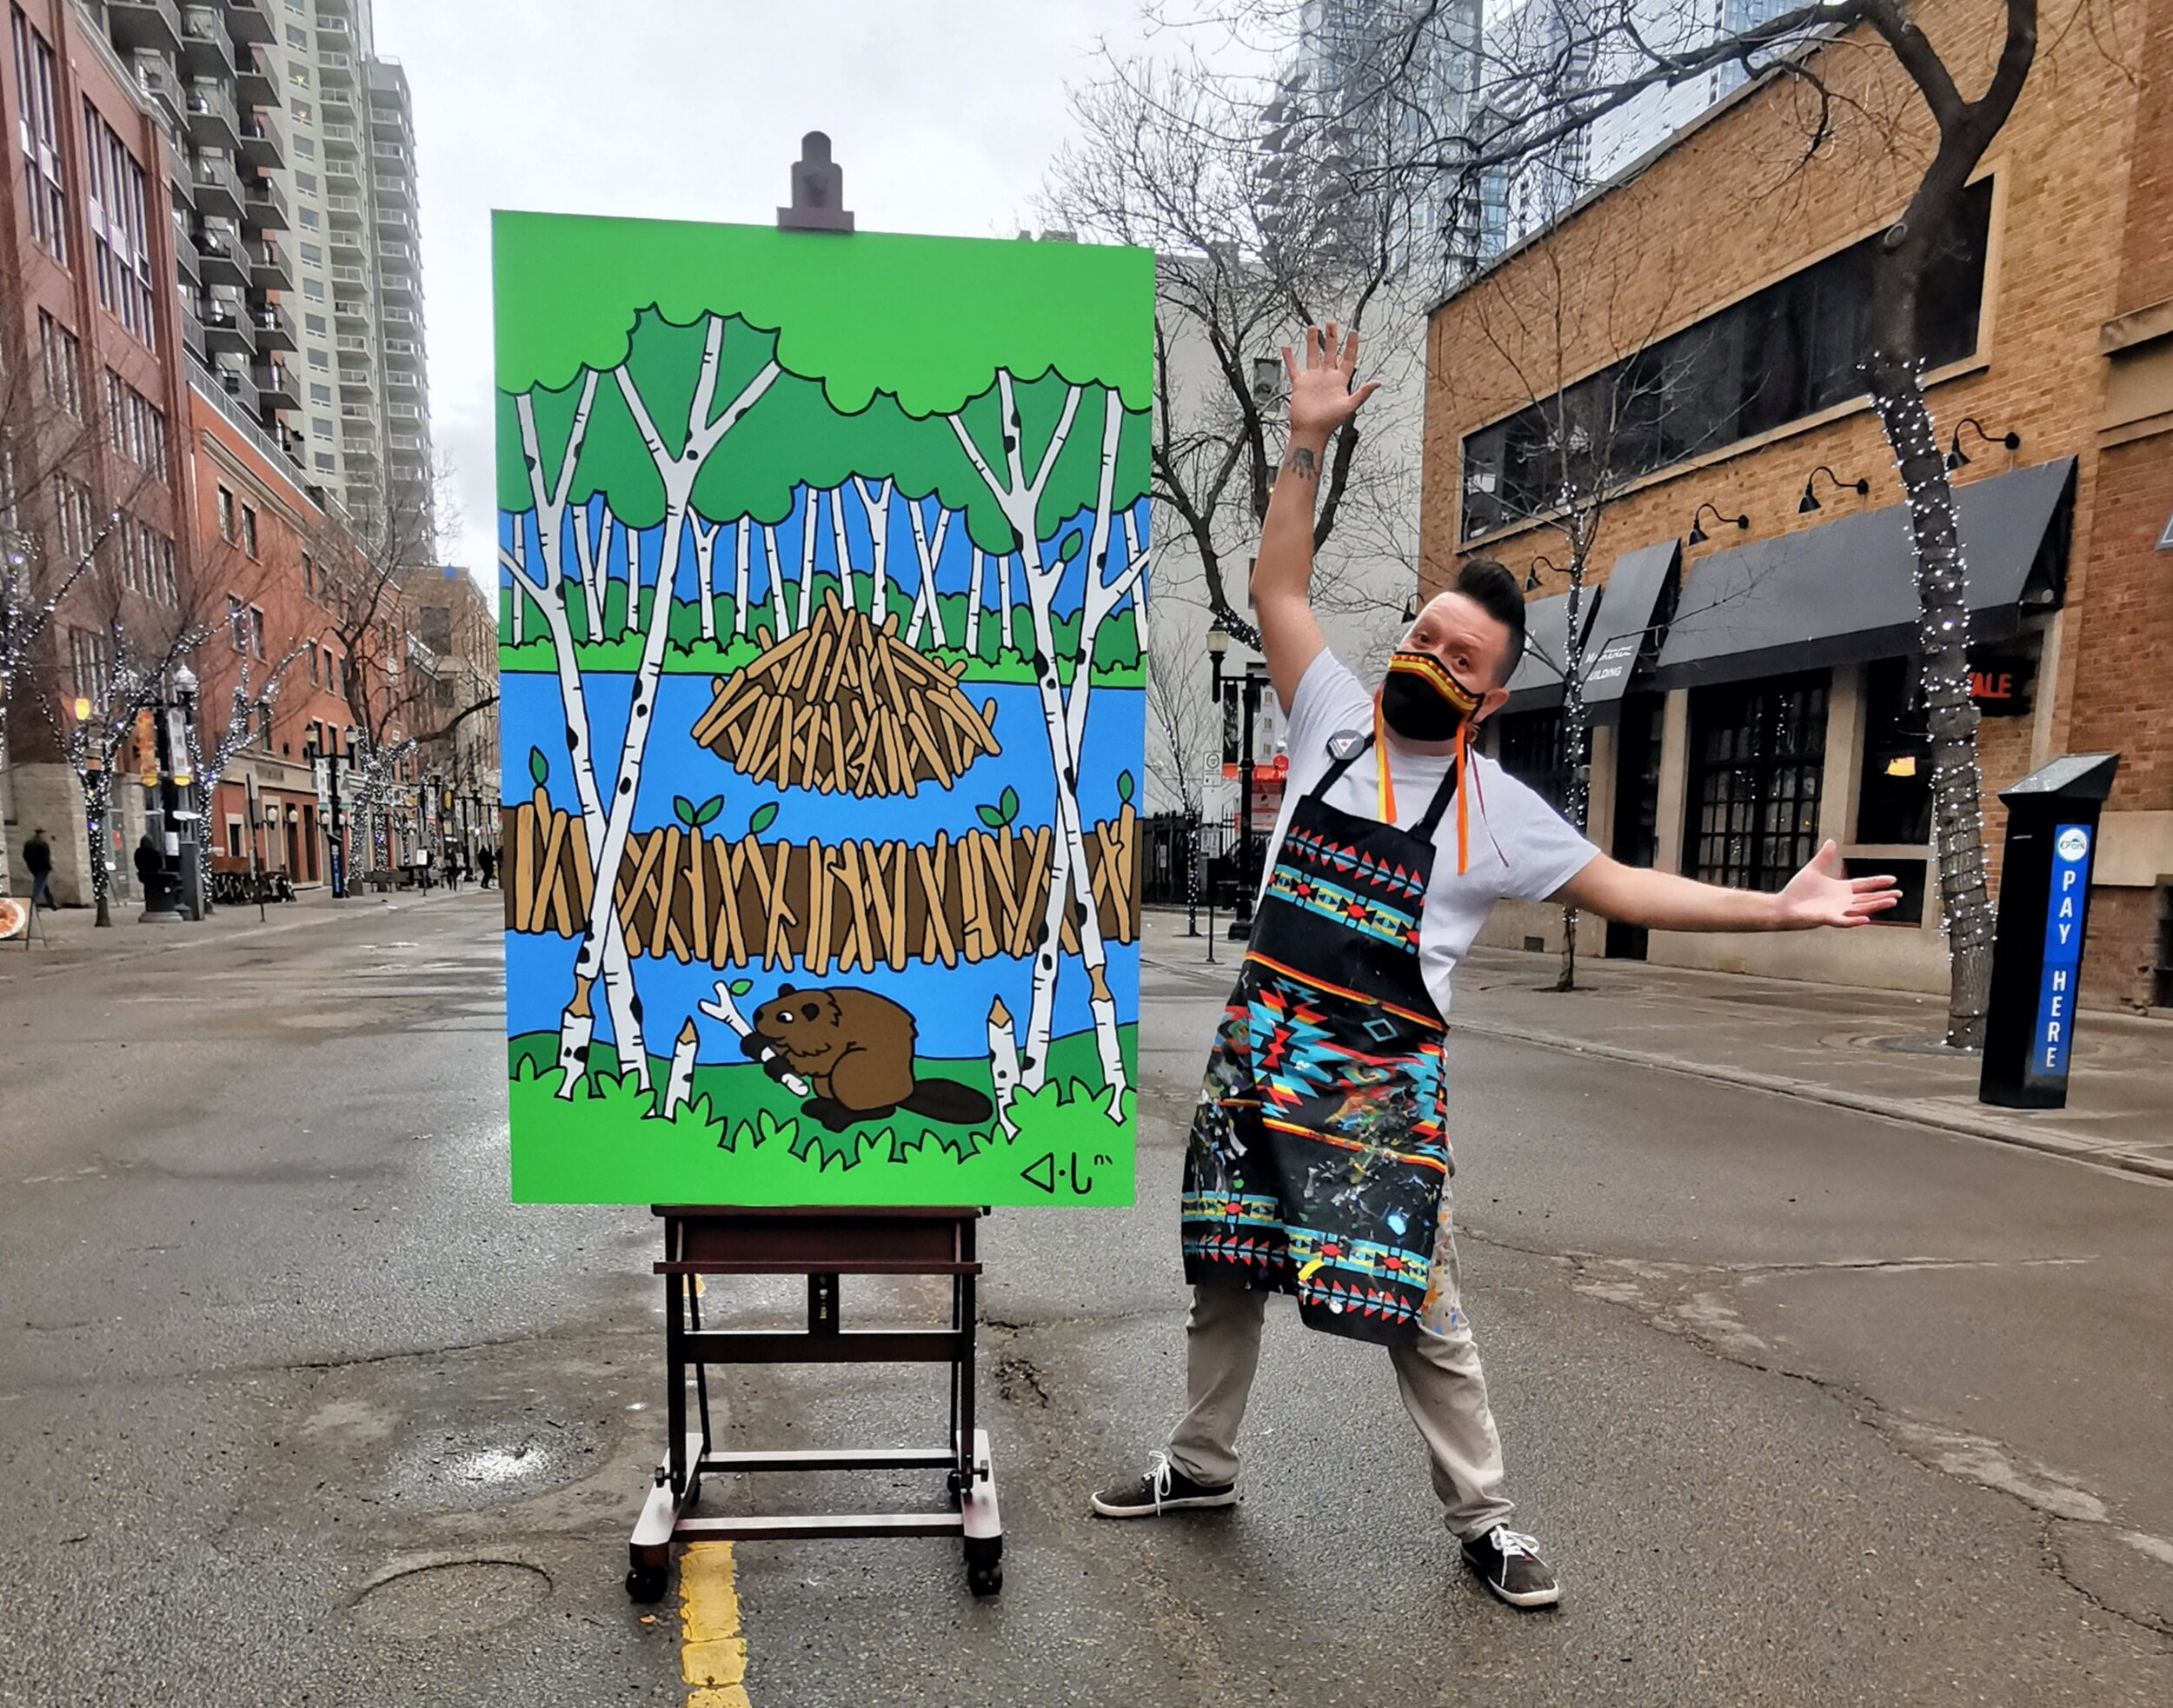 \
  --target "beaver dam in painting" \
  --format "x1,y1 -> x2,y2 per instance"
689,591 -> 1002,797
